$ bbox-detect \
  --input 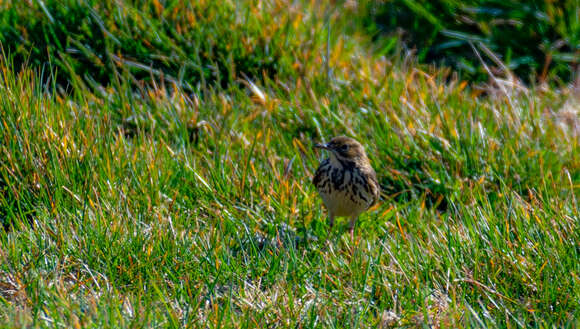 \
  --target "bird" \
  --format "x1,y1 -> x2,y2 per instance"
312,136 -> 380,239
